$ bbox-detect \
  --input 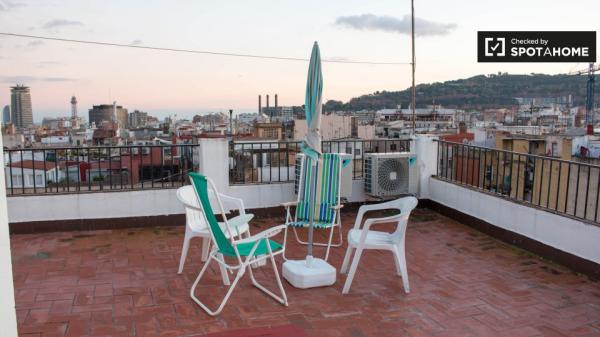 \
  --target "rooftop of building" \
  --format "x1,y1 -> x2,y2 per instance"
11,208 -> 600,337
